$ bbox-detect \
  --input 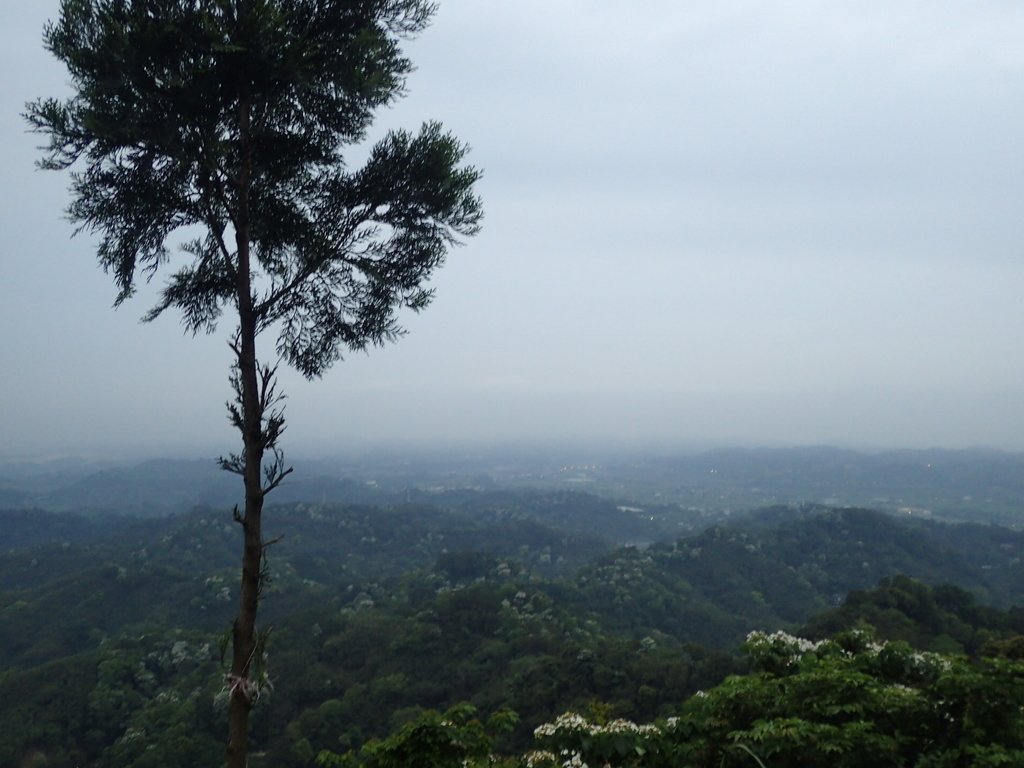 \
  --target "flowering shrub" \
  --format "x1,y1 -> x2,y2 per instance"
324,630 -> 1024,768
524,629 -> 1024,768
531,712 -> 662,768
673,628 -> 1024,767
